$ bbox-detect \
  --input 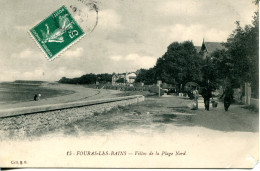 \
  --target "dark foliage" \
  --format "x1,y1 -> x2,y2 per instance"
135,41 -> 203,91
58,73 -> 112,84
115,77 -> 125,83
135,68 -> 156,85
